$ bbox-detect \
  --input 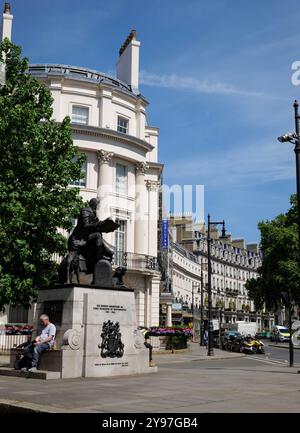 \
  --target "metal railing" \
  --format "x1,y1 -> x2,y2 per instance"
0,335 -> 29,352
113,251 -> 158,272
